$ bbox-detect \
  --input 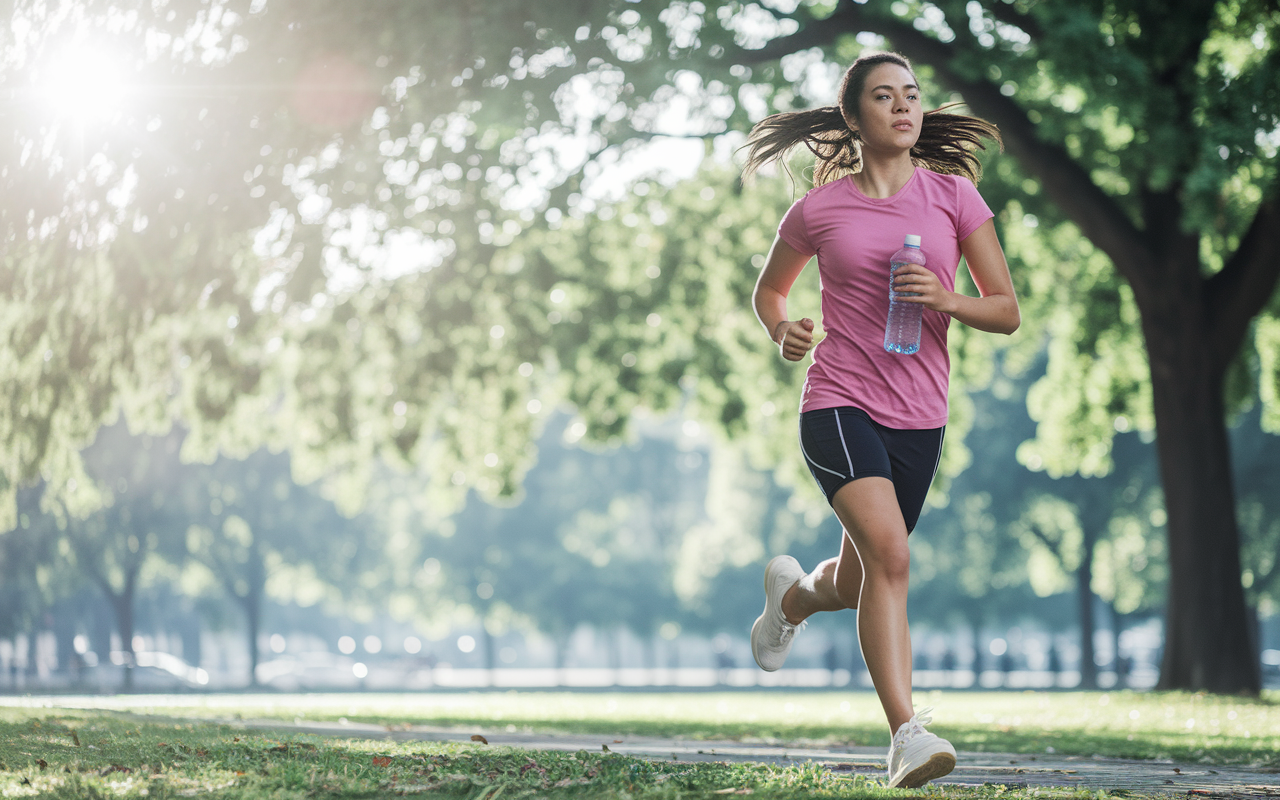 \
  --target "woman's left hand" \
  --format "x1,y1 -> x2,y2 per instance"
892,263 -> 954,314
